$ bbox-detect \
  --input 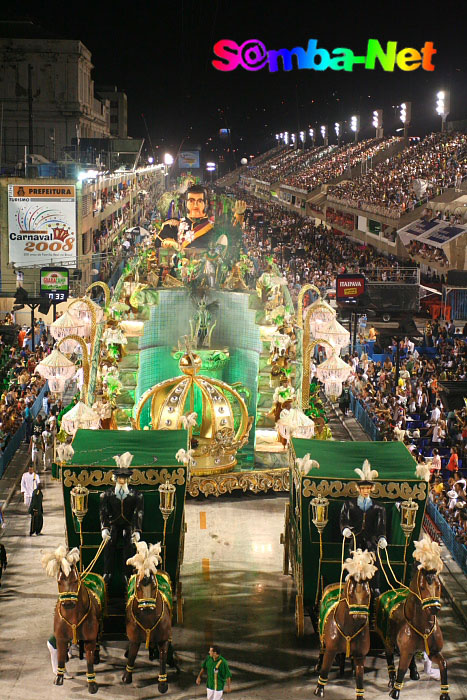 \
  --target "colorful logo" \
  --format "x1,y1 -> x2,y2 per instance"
213,39 -> 436,73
